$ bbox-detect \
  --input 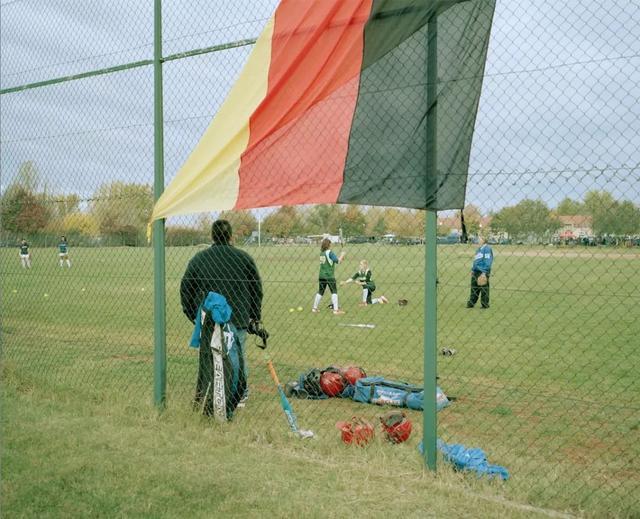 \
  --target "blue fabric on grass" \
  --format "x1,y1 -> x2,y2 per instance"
418,440 -> 509,480
189,292 -> 233,348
